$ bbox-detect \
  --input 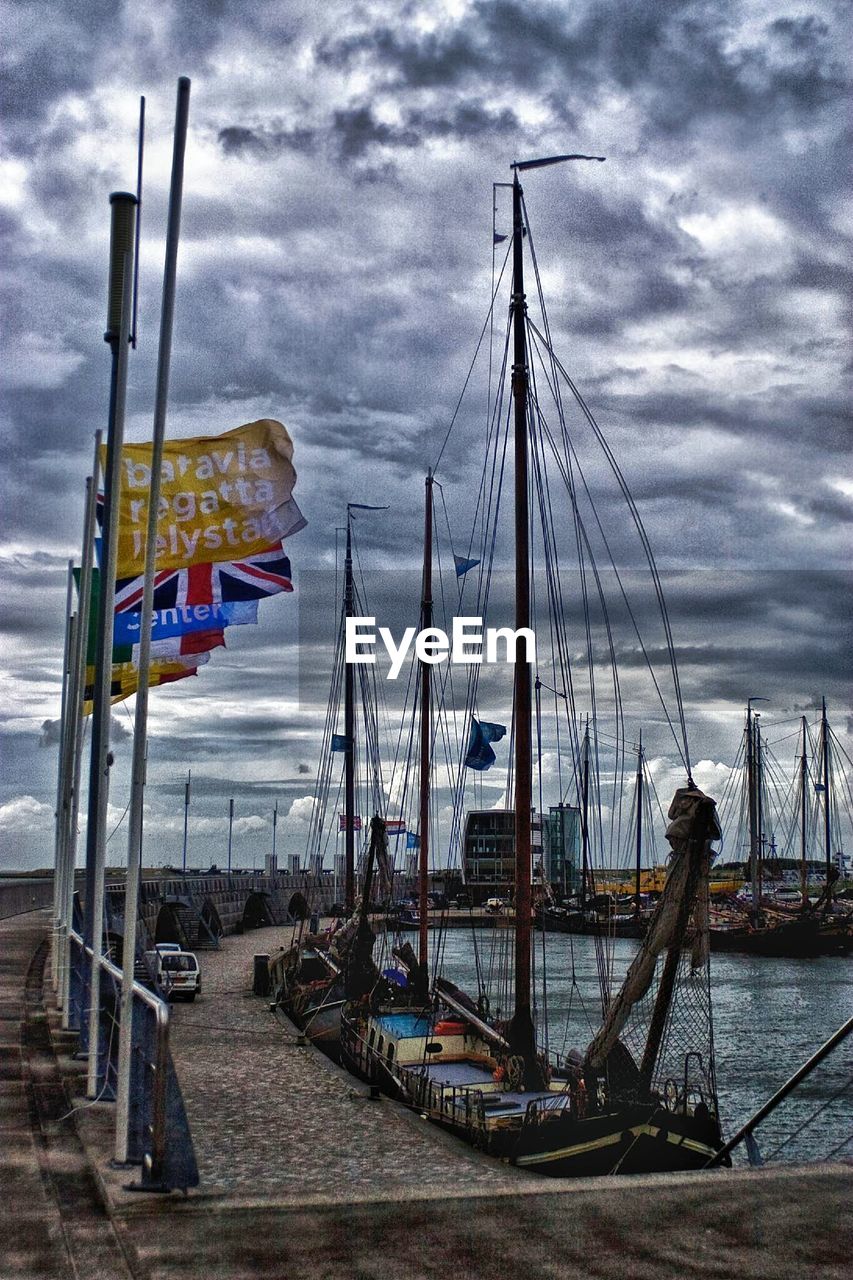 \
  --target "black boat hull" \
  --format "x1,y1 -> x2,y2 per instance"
507,1105 -> 725,1177
710,917 -> 852,957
